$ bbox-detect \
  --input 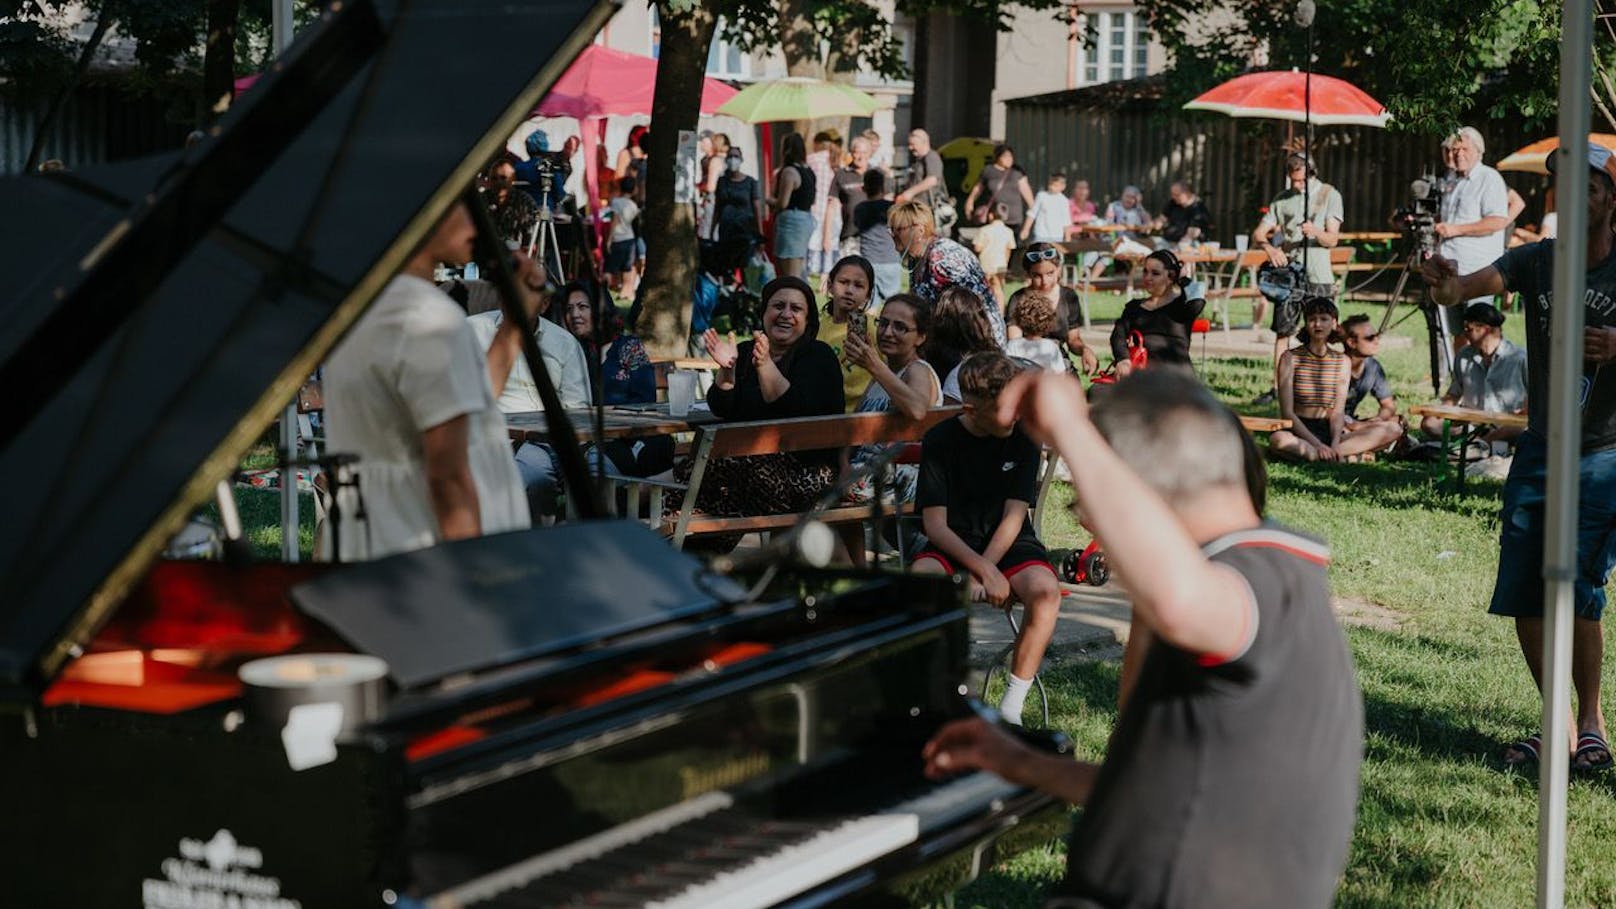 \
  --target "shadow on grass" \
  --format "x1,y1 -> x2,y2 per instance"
1266,459 -> 1504,521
